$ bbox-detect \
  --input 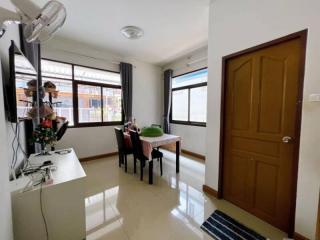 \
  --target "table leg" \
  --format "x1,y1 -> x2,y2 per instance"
124,154 -> 127,172
149,160 -> 153,184
118,153 -> 122,167
140,160 -> 144,181
176,141 -> 180,173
